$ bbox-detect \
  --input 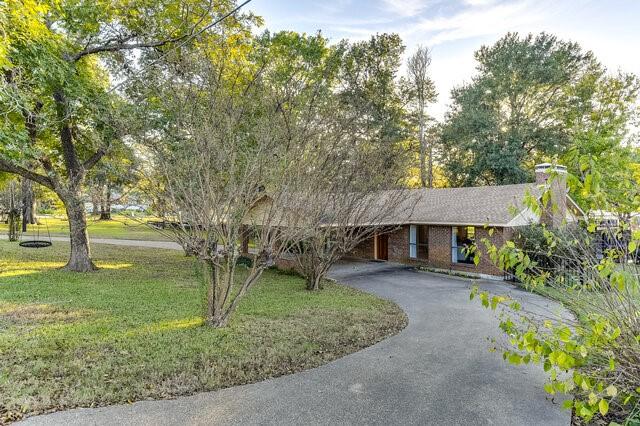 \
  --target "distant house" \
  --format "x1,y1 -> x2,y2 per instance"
346,164 -> 584,279
589,210 -> 640,262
